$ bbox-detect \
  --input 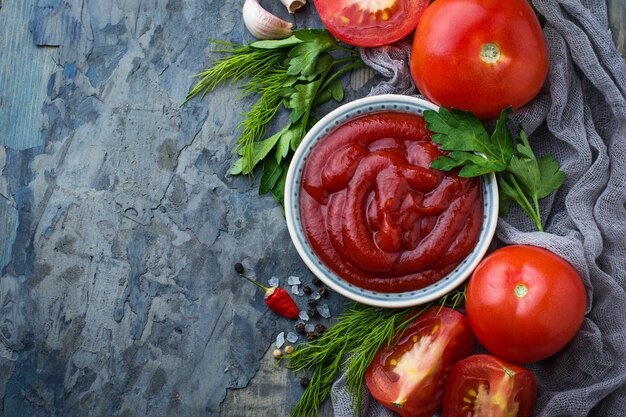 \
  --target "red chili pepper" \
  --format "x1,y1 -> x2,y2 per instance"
234,264 -> 299,319
263,286 -> 299,319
